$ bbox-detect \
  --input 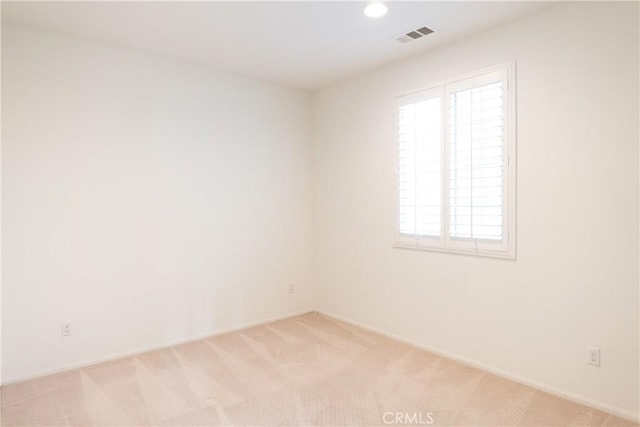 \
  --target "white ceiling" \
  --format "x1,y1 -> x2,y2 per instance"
2,1 -> 552,90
